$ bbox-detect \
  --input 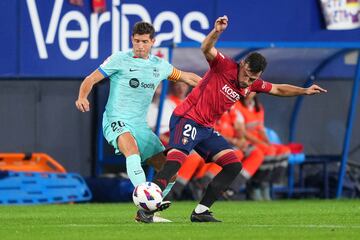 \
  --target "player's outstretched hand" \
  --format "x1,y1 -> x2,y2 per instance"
215,15 -> 228,32
75,98 -> 90,112
305,84 -> 327,95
